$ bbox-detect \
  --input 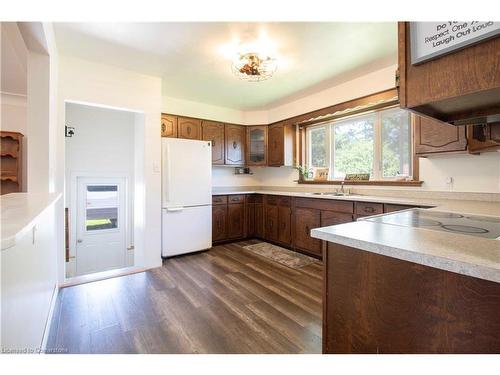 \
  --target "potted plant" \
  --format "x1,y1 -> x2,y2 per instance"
293,165 -> 312,182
